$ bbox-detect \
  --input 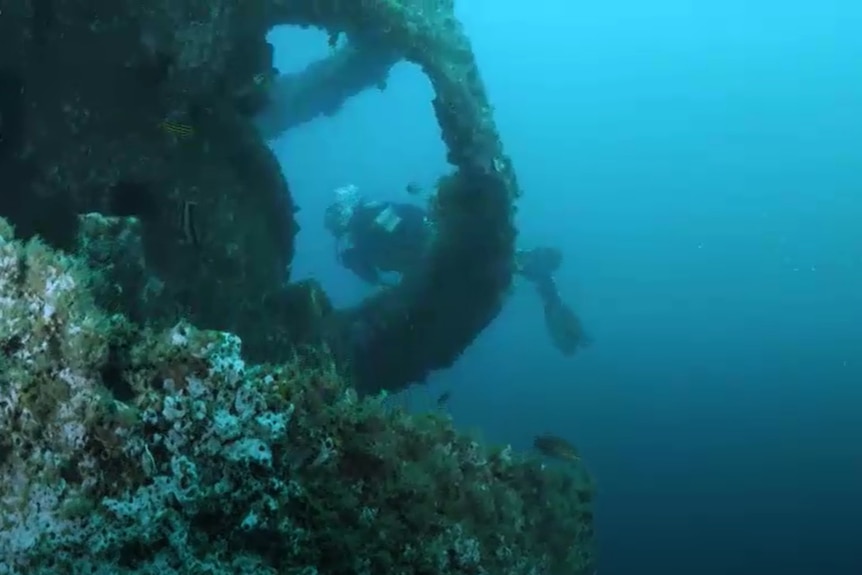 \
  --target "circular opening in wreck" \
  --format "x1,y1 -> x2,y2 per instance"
258,26 -> 448,306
